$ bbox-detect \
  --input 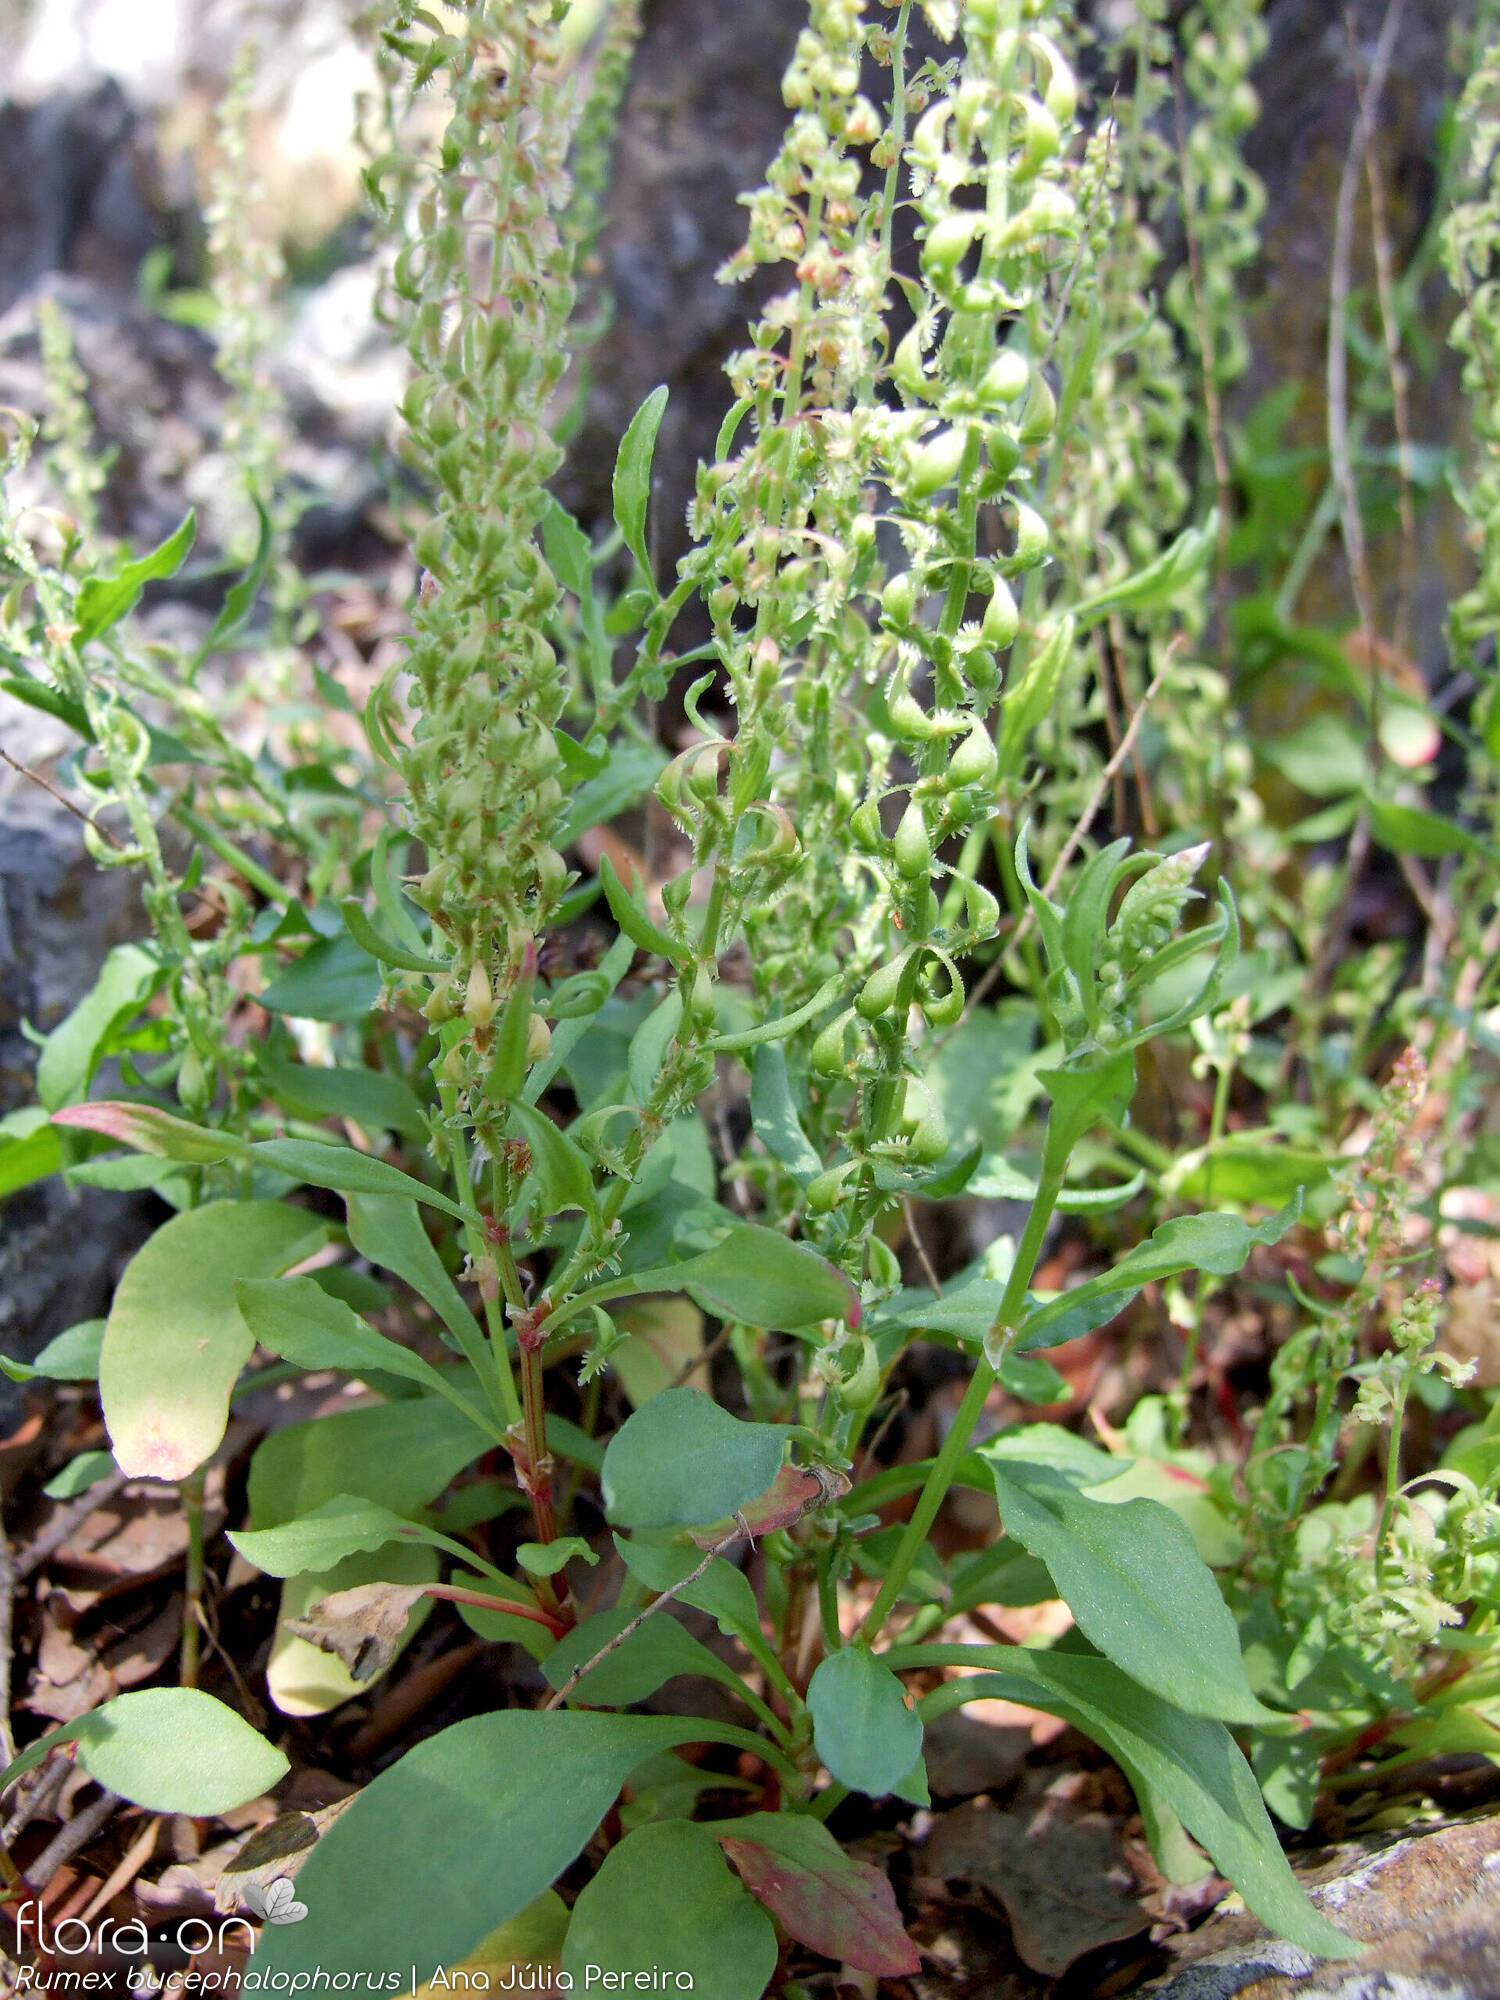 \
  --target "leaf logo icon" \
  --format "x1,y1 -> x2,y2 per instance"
242,1878 -> 309,1925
